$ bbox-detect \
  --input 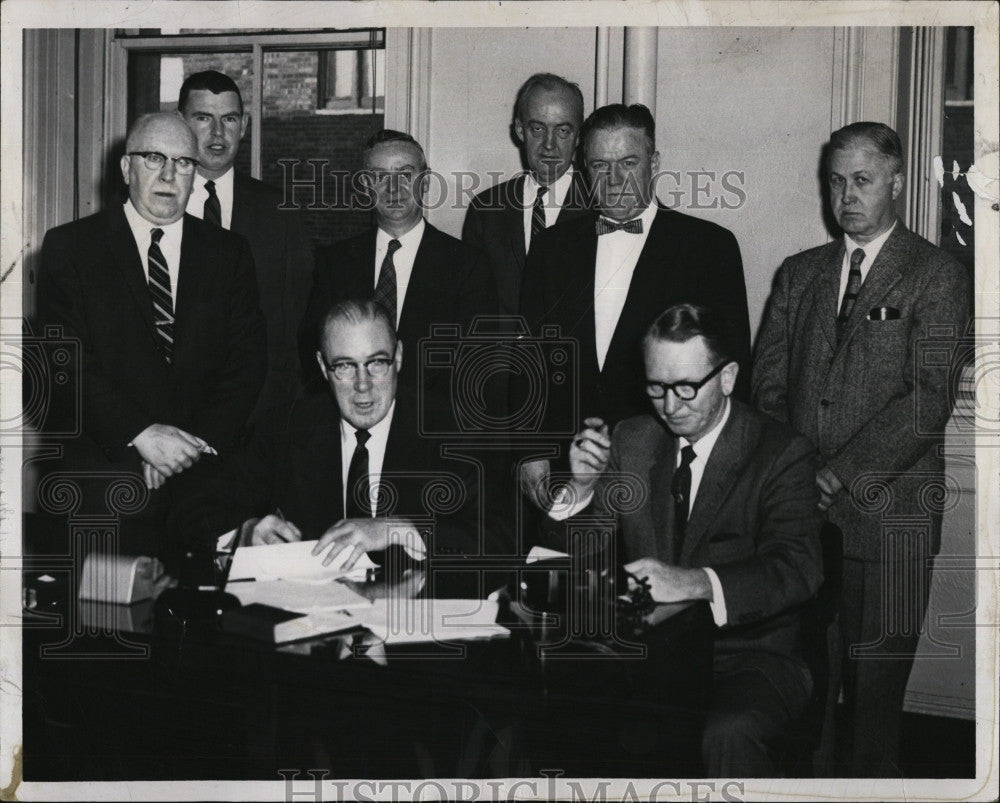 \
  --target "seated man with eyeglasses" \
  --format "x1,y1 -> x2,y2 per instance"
37,112 -> 264,561
176,299 -> 499,569
547,303 -> 823,776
